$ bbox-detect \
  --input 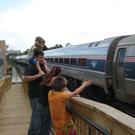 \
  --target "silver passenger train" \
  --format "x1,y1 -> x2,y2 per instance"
15,55 -> 28,63
44,35 -> 135,105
